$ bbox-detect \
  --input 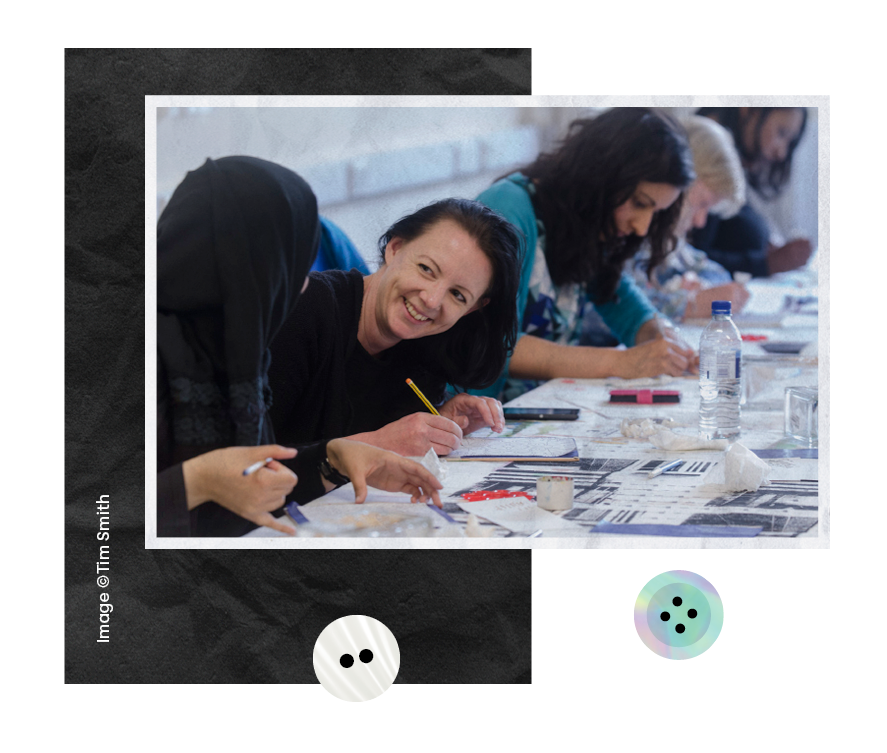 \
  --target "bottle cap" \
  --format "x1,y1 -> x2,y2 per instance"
712,300 -> 732,315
